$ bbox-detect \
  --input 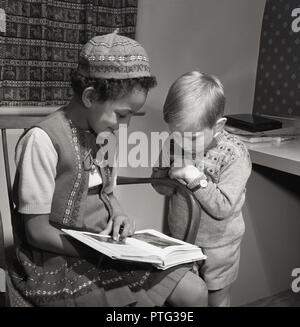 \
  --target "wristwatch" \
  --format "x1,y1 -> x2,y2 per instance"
187,173 -> 208,192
